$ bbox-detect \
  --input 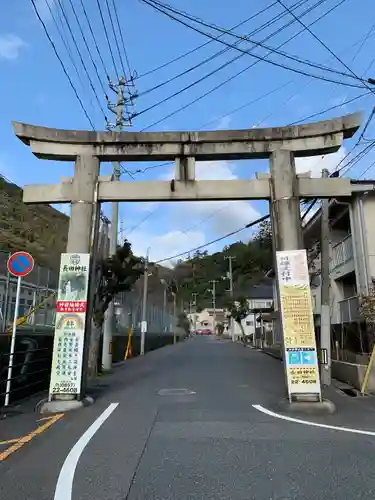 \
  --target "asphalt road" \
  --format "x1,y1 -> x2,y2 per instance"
2,336 -> 375,500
